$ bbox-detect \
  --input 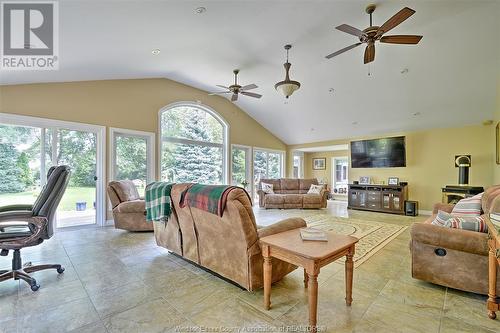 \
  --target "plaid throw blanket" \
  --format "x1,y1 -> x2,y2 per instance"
179,184 -> 246,217
145,182 -> 175,222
